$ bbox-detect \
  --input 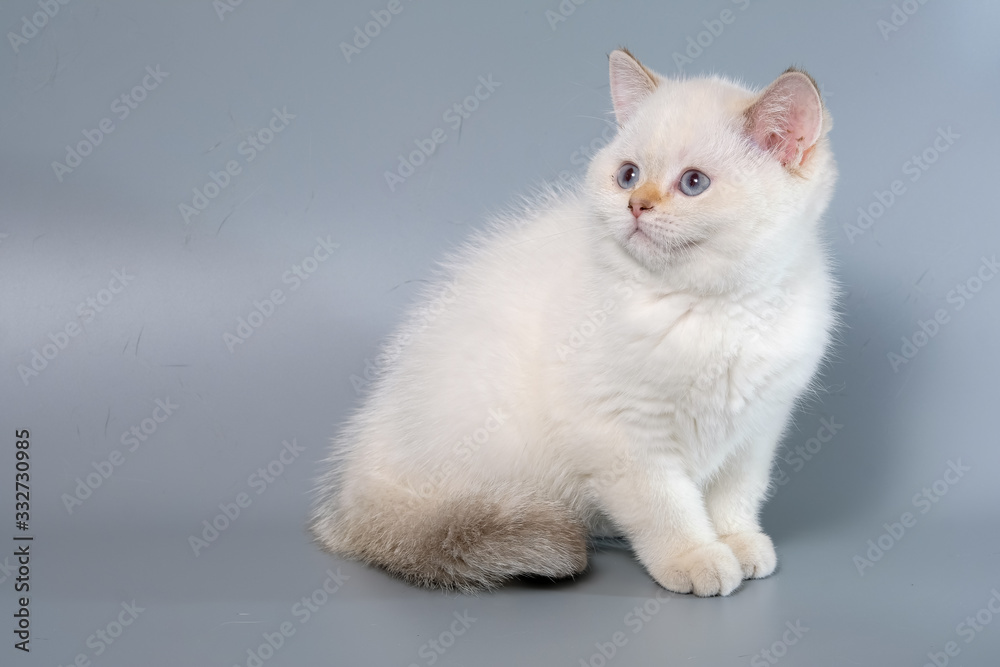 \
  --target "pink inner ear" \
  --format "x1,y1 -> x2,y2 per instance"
609,51 -> 657,126
749,72 -> 822,167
